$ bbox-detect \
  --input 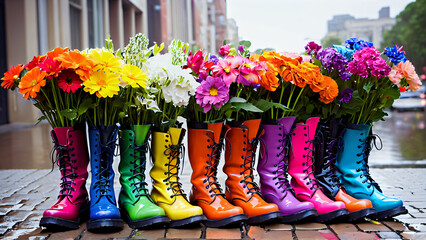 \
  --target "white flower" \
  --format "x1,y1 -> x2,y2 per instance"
162,66 -> 200,106
146,53 -> 174,85
137,95 -> 161,113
